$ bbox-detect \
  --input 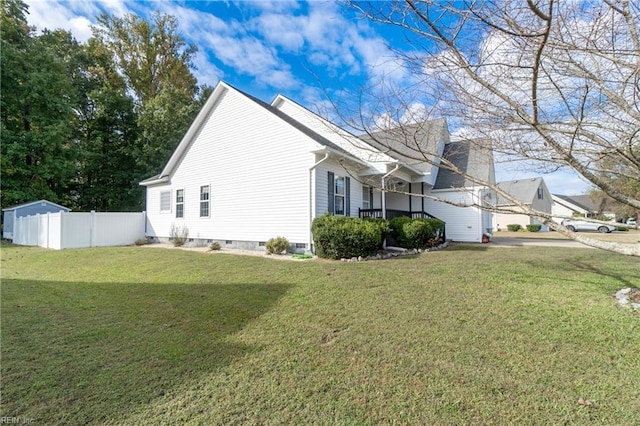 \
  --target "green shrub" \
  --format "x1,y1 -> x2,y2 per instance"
389,217 -> 445,249
312,214 -> 388,260
507,224 -> 521,232
617,226 -> 629,232
266,236 -> 290,254
526,224 -> 542,232
209,242 -> 222,250
169,224 -> 189,247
